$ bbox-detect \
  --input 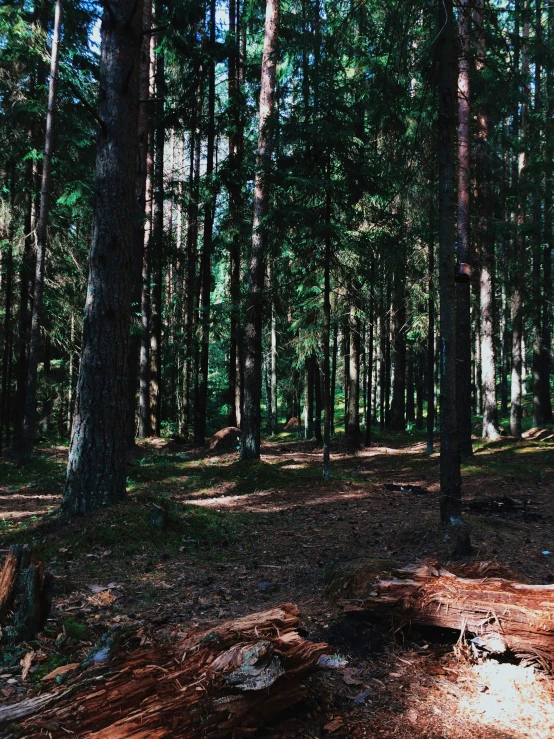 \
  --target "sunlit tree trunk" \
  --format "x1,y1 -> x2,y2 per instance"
438,0 -> 462,524
241,0 -> 280,459
63,0 -> 144,514
20,0 -> 63,463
